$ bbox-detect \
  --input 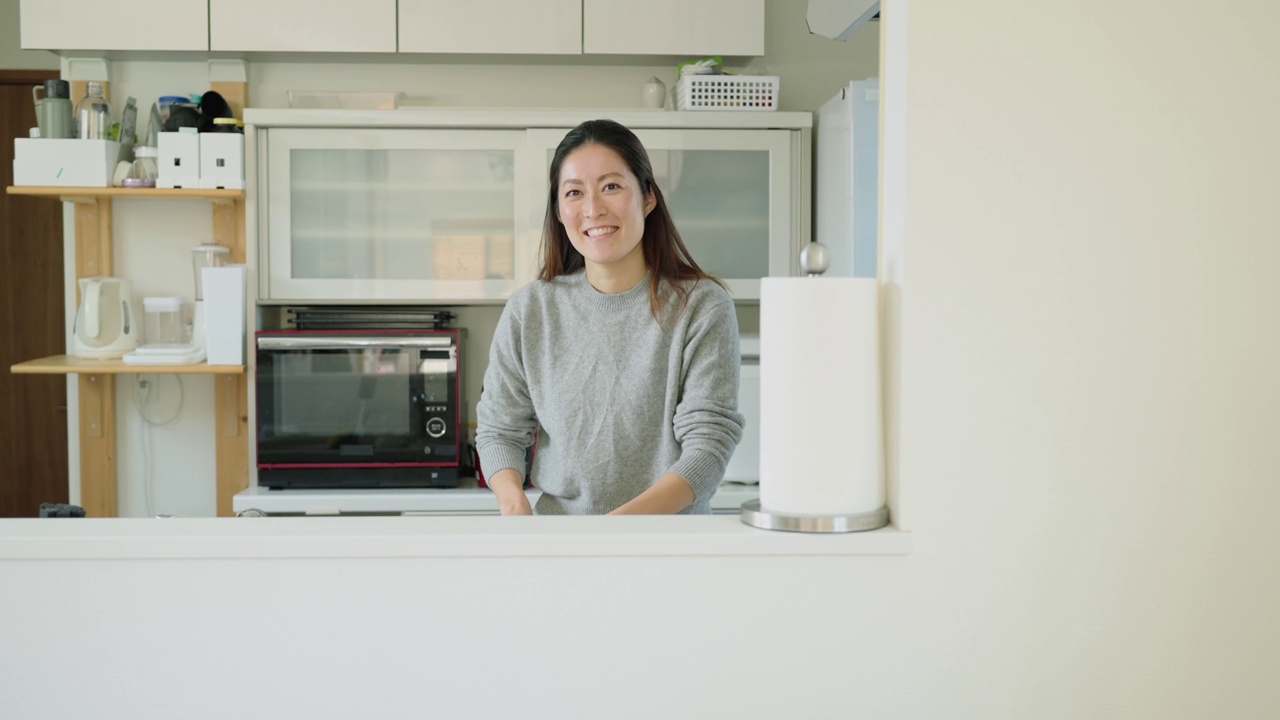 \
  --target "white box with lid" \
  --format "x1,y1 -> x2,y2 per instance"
199,132 -> 245,190
12,139 -> 122,187
157,131 -> 200,189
